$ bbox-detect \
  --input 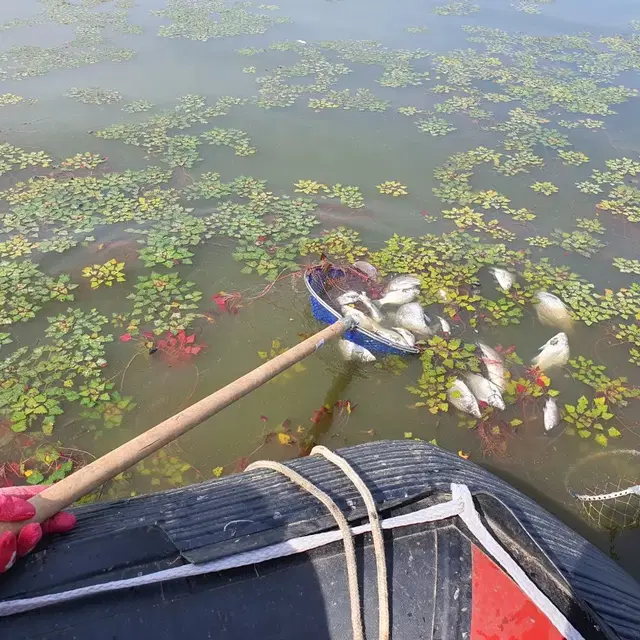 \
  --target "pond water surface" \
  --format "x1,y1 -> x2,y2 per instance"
1,0 -> 639,579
